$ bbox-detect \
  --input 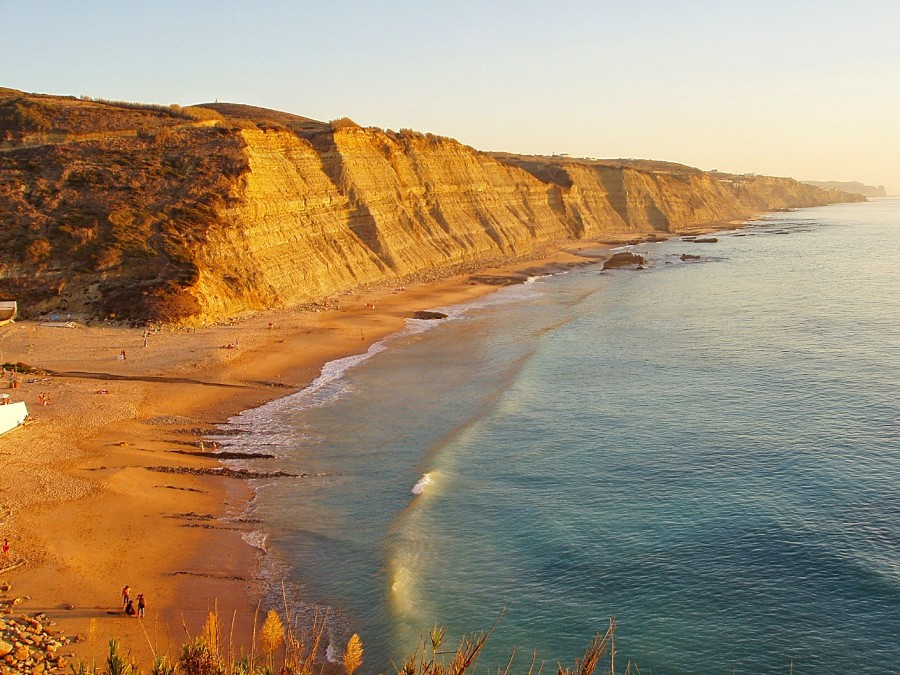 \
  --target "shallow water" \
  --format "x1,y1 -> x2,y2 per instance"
219,199 -> 899,673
